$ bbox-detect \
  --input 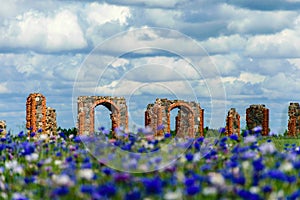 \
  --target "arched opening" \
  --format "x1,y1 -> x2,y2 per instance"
94,105 -> 112,133
170,107 -> 180,136
90,100 -> 120,136
167,103 -> 195,137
